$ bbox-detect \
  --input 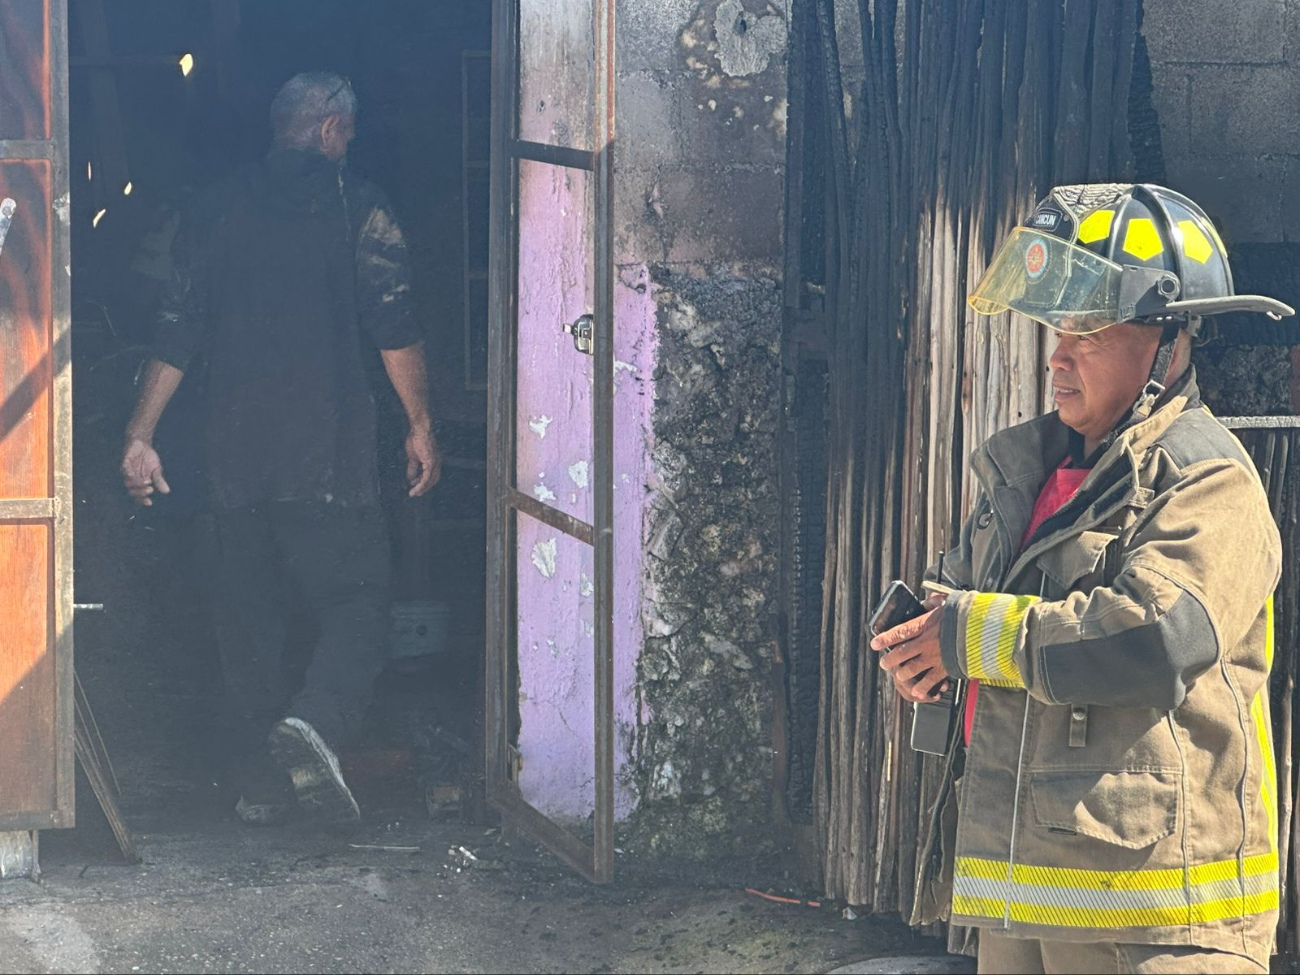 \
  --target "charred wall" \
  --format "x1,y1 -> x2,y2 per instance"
615,0 -> 789,857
